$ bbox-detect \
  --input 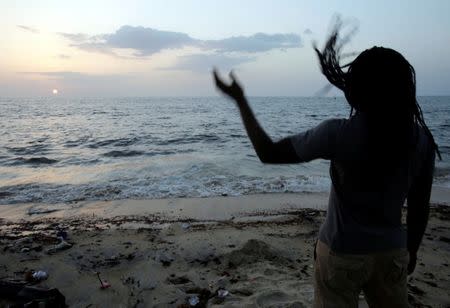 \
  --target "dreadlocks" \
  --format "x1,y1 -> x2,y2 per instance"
314,22 -> 441,160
